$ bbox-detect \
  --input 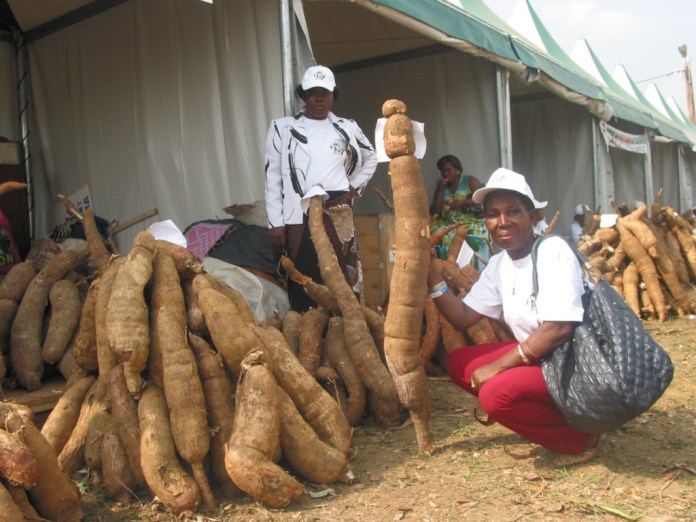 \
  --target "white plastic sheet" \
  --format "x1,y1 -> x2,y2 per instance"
202,257 -> 289,323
